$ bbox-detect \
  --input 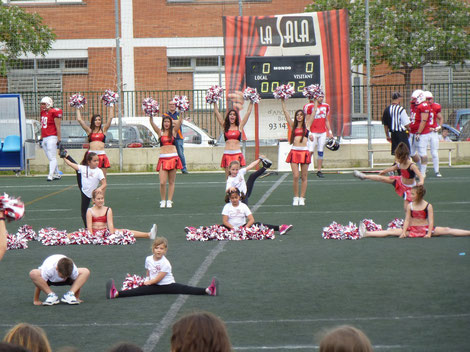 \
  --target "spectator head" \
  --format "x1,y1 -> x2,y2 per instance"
171,311 -> 231,352
391,92 -> 401,100
319,325 -> 373,352
3,323 -> 52,352
107,342 -> 143,352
